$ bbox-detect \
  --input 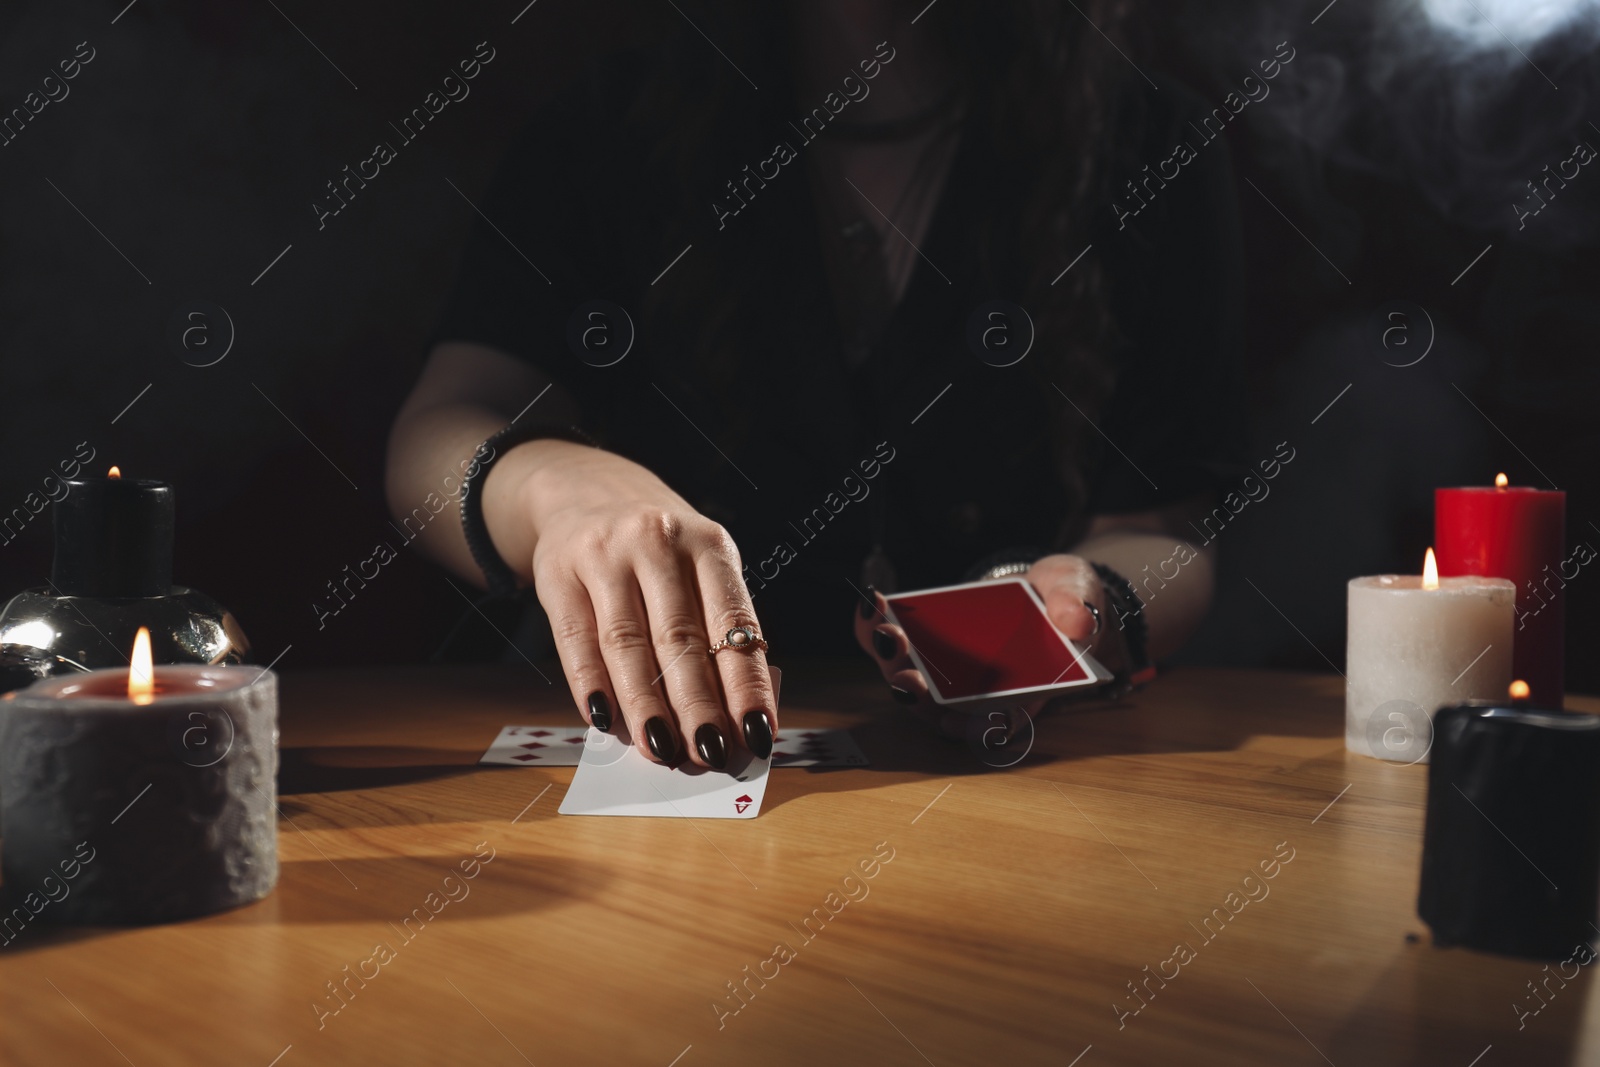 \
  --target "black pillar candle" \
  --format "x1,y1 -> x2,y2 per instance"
0,469 -> 248,674
1418,701 -> 1600,960
50,474 -> 174,598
